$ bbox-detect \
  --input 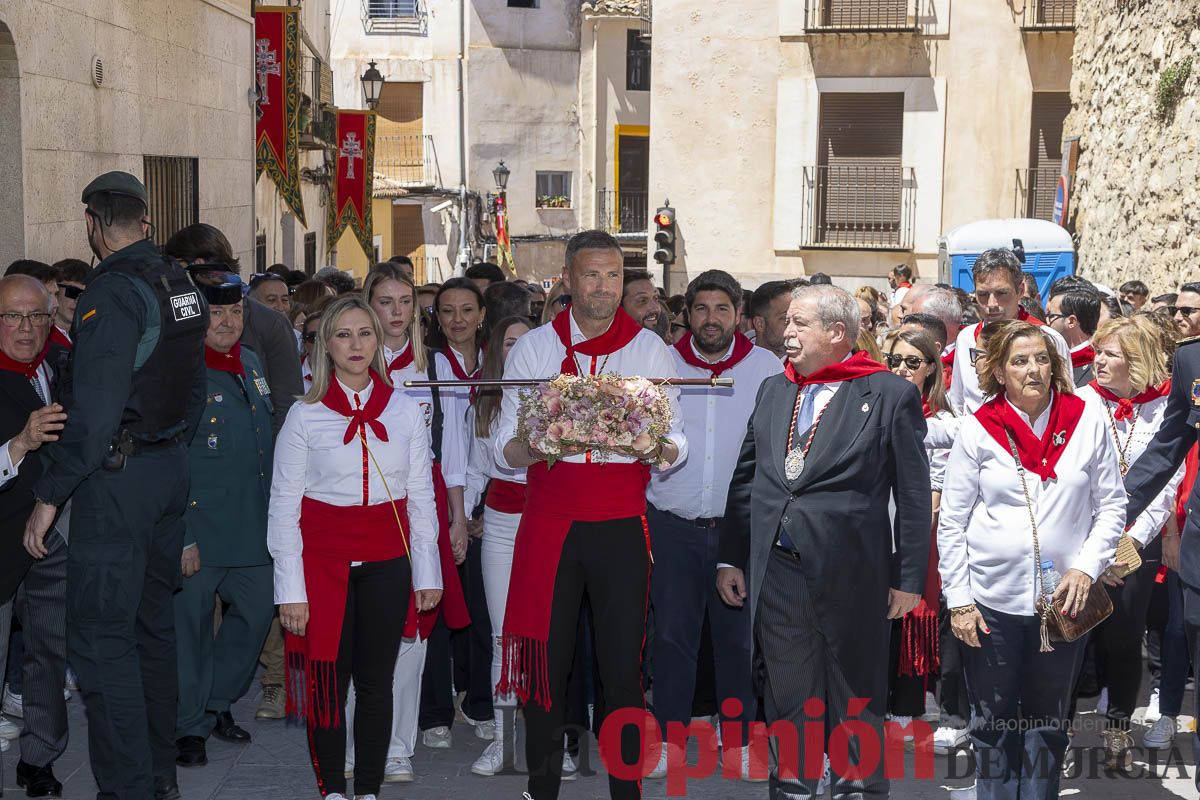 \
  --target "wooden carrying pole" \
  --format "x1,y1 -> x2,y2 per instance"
403,376 -> 735,388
